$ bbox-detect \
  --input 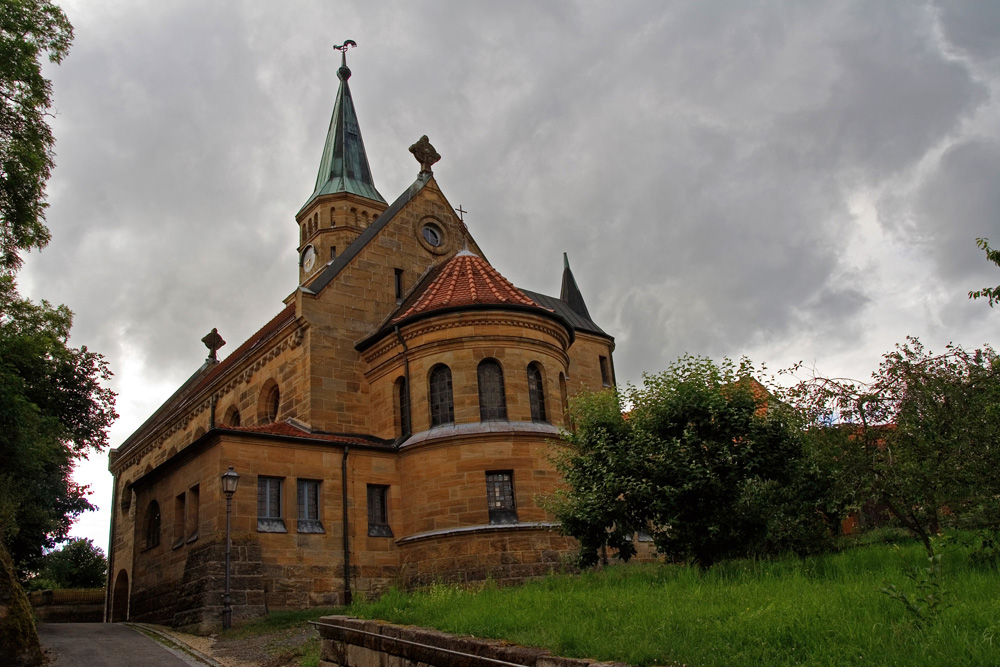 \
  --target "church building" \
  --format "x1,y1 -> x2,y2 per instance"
105,45 -> 616,631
